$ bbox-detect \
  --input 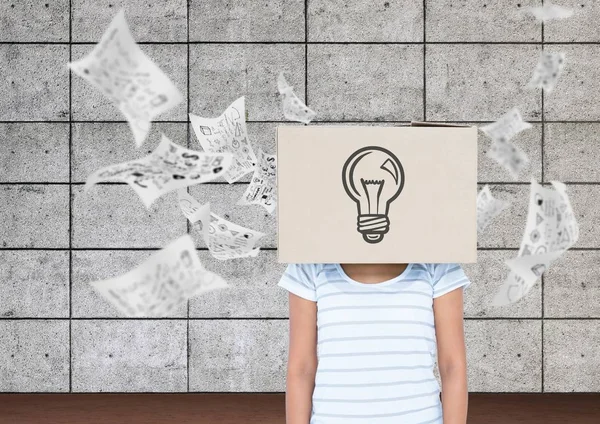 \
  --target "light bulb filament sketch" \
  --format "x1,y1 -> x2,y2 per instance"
342,146 -> 405,244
